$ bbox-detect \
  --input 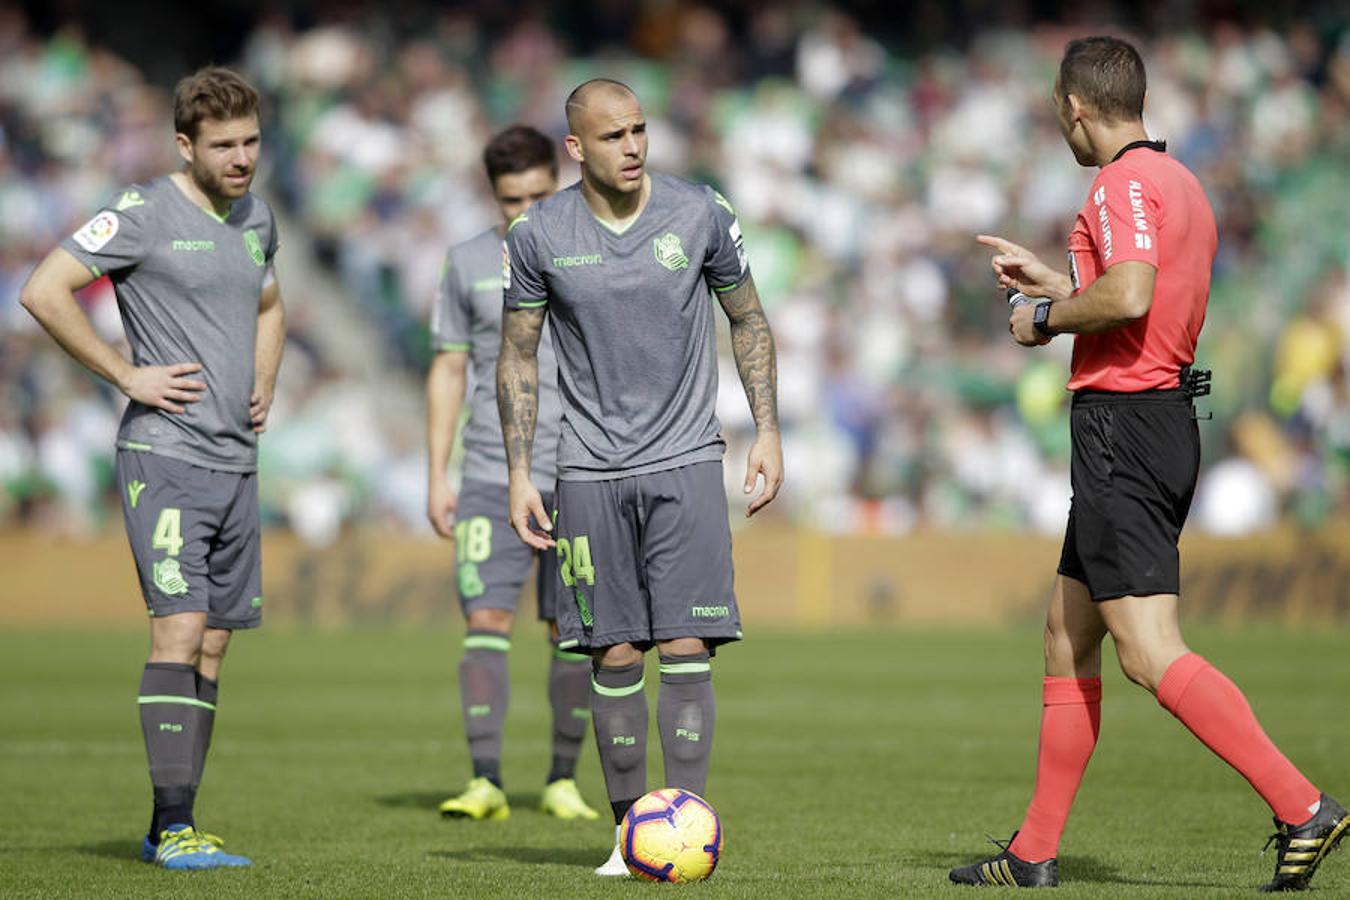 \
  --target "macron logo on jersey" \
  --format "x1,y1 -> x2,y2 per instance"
115,191 -> 145,211
1093,185 -> 1113,261
1128,180 -> 1152,250
553,254 -> 603,268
